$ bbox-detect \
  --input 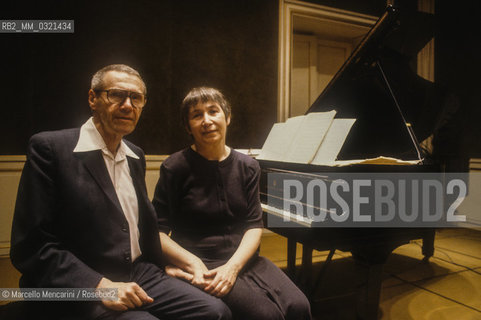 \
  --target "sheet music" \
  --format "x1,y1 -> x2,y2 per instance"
257,113 -> 419,166
257,123 -> 288,160
311,119 -> 356,165
257,115 -> 305,161
331,157 -> 422,166
285,111 -> 336,163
